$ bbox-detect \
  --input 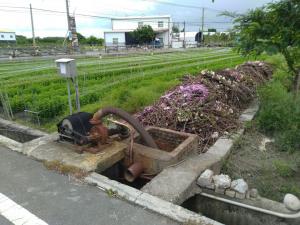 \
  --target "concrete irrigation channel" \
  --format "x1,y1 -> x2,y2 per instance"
0,100 -> 299,225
